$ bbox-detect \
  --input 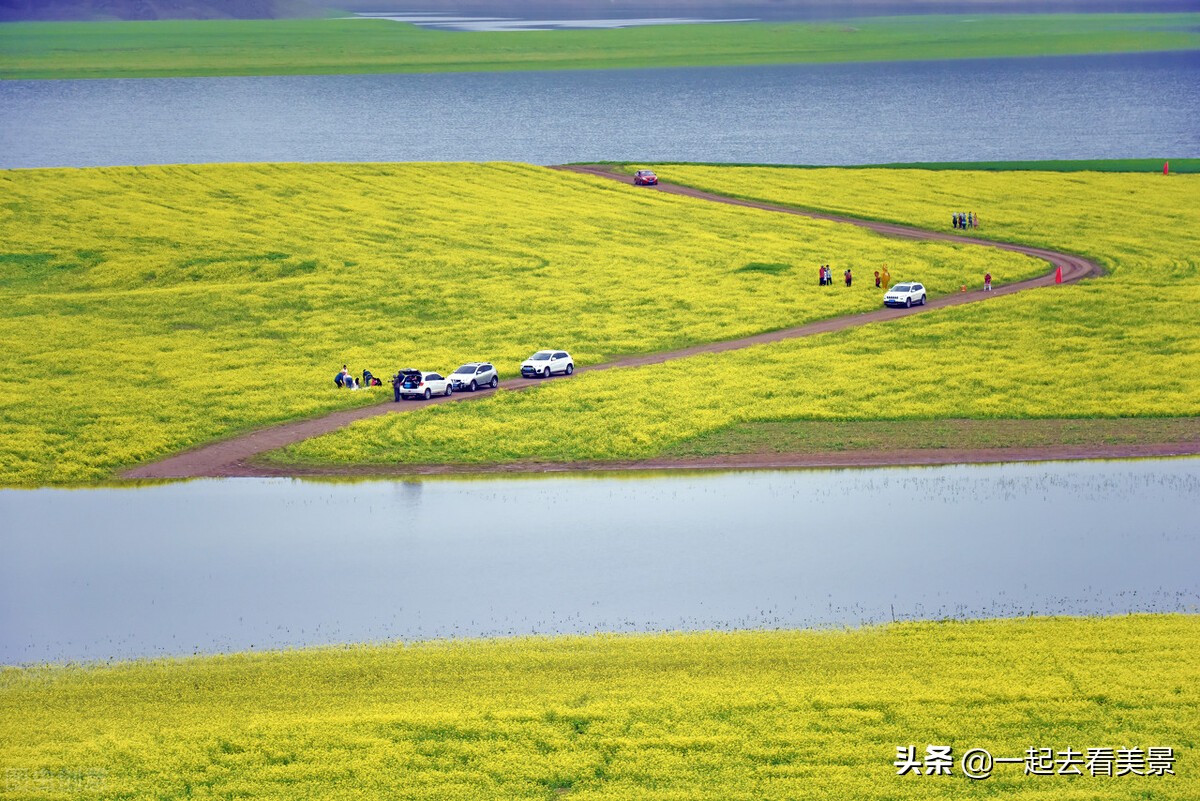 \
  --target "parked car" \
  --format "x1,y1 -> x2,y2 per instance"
520,350 -> 574,378
633,169 -> 659,186
883,282 -> 927,308
450,362 -> 499,392
398,371 -> 453,400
